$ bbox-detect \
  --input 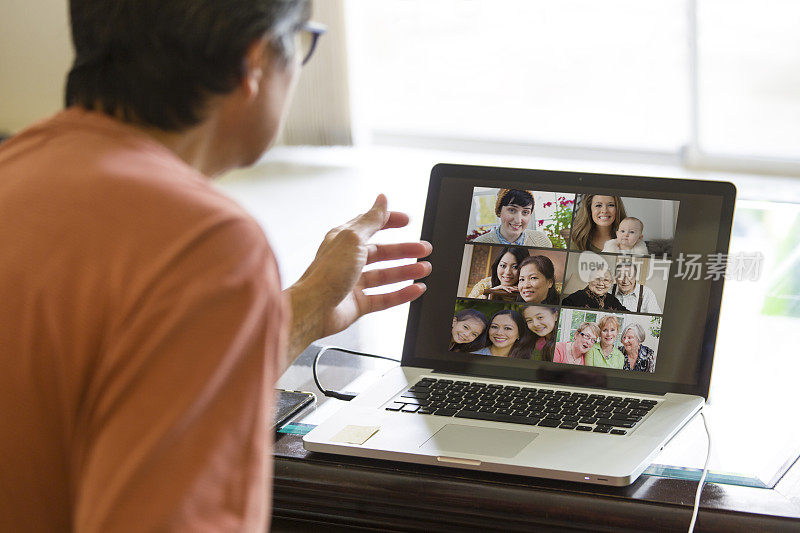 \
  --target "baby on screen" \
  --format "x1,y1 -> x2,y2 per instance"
602,216 -> 649,255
